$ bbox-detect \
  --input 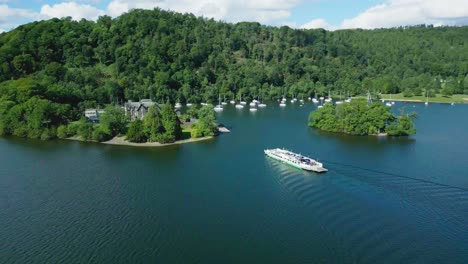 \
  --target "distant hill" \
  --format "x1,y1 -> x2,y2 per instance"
0,9 -> 467,139
1,8 -> 467,104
